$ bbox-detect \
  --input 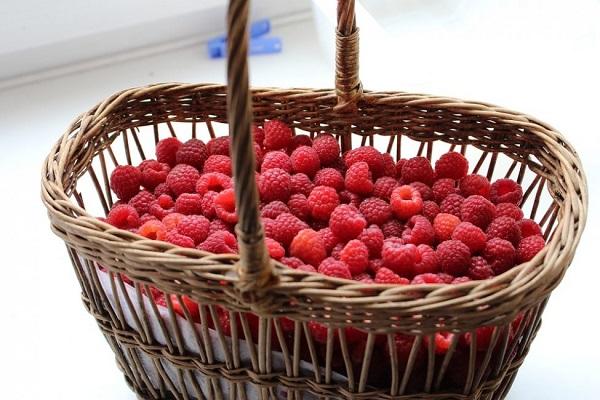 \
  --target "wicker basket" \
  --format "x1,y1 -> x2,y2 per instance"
42,1 -> 587,399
